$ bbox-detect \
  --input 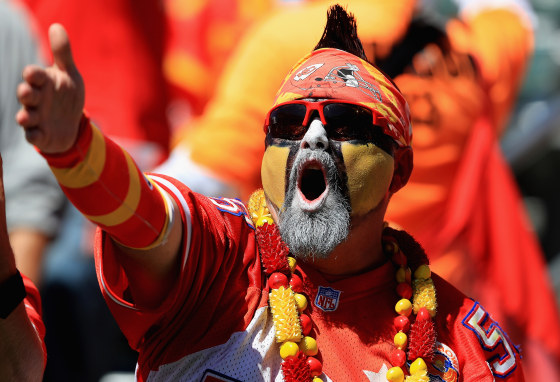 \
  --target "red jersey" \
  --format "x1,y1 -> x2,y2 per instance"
95,175 -> 524,381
